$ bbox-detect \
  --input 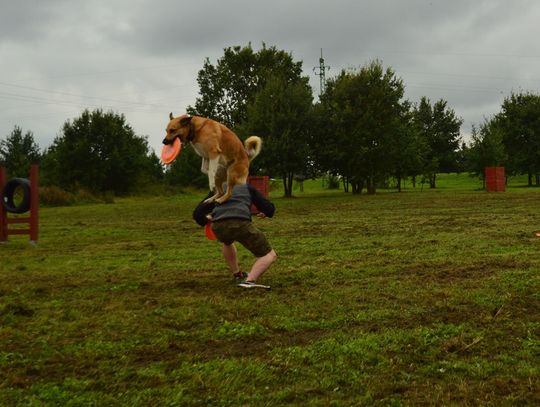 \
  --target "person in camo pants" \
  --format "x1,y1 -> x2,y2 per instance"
193,183 -> 277,288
